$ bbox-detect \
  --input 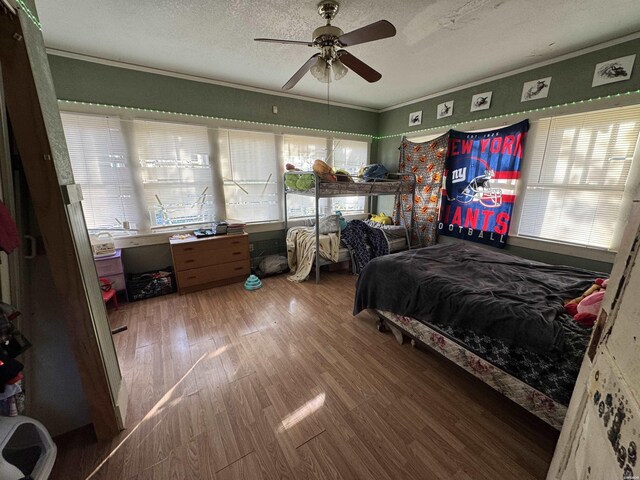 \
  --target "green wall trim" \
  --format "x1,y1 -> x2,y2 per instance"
16,0 -> 41,30
58,99 -> 374,139
373,89 -> 640,140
